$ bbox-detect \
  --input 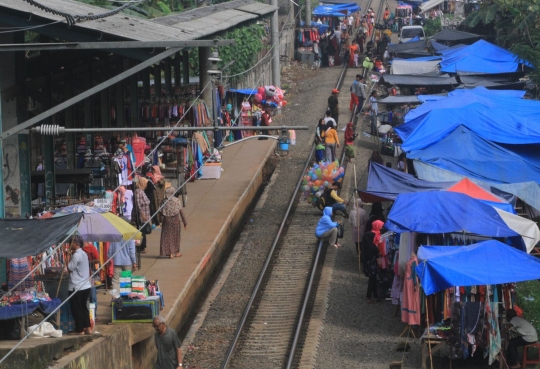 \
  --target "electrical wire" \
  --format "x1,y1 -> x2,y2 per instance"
0,20 -> 65,34
21,0 -> 147,27
0,9 -> 308,360
0,83 -> 212,365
